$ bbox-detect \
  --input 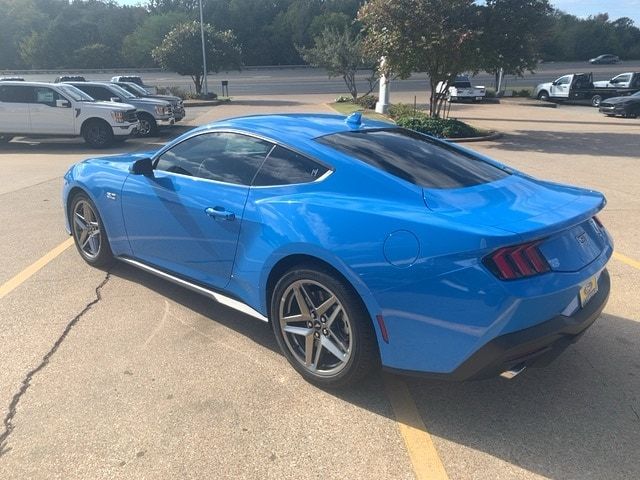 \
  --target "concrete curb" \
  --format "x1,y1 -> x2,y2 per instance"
449,131 -> 502,143
501,98 -> 558,108
183,99 -> 230,108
